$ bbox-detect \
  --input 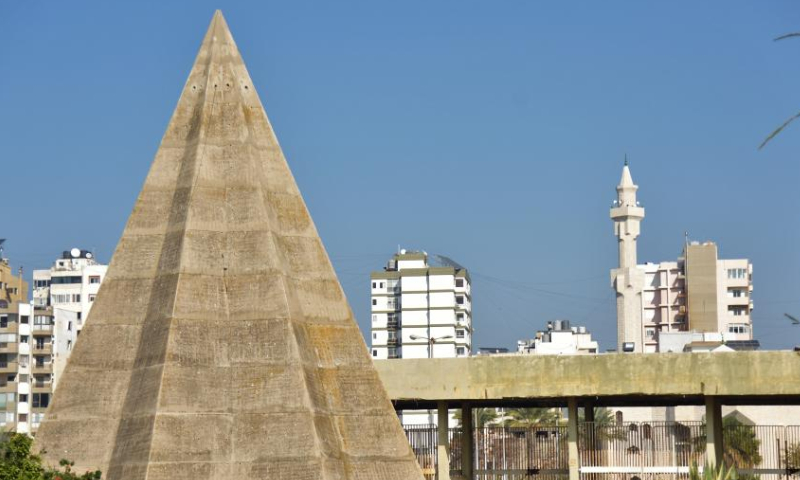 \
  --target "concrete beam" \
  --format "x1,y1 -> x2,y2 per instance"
375,351 -> 800,406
